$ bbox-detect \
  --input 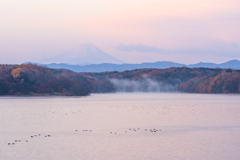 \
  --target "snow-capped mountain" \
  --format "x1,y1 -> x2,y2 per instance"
41,44 -> 123,65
